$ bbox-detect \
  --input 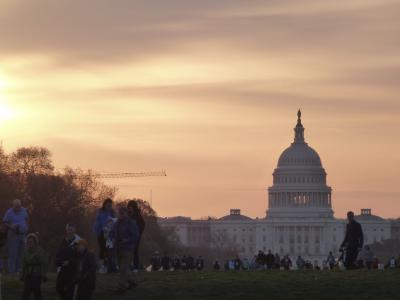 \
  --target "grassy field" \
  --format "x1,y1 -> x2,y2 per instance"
2,270 -> 400,300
